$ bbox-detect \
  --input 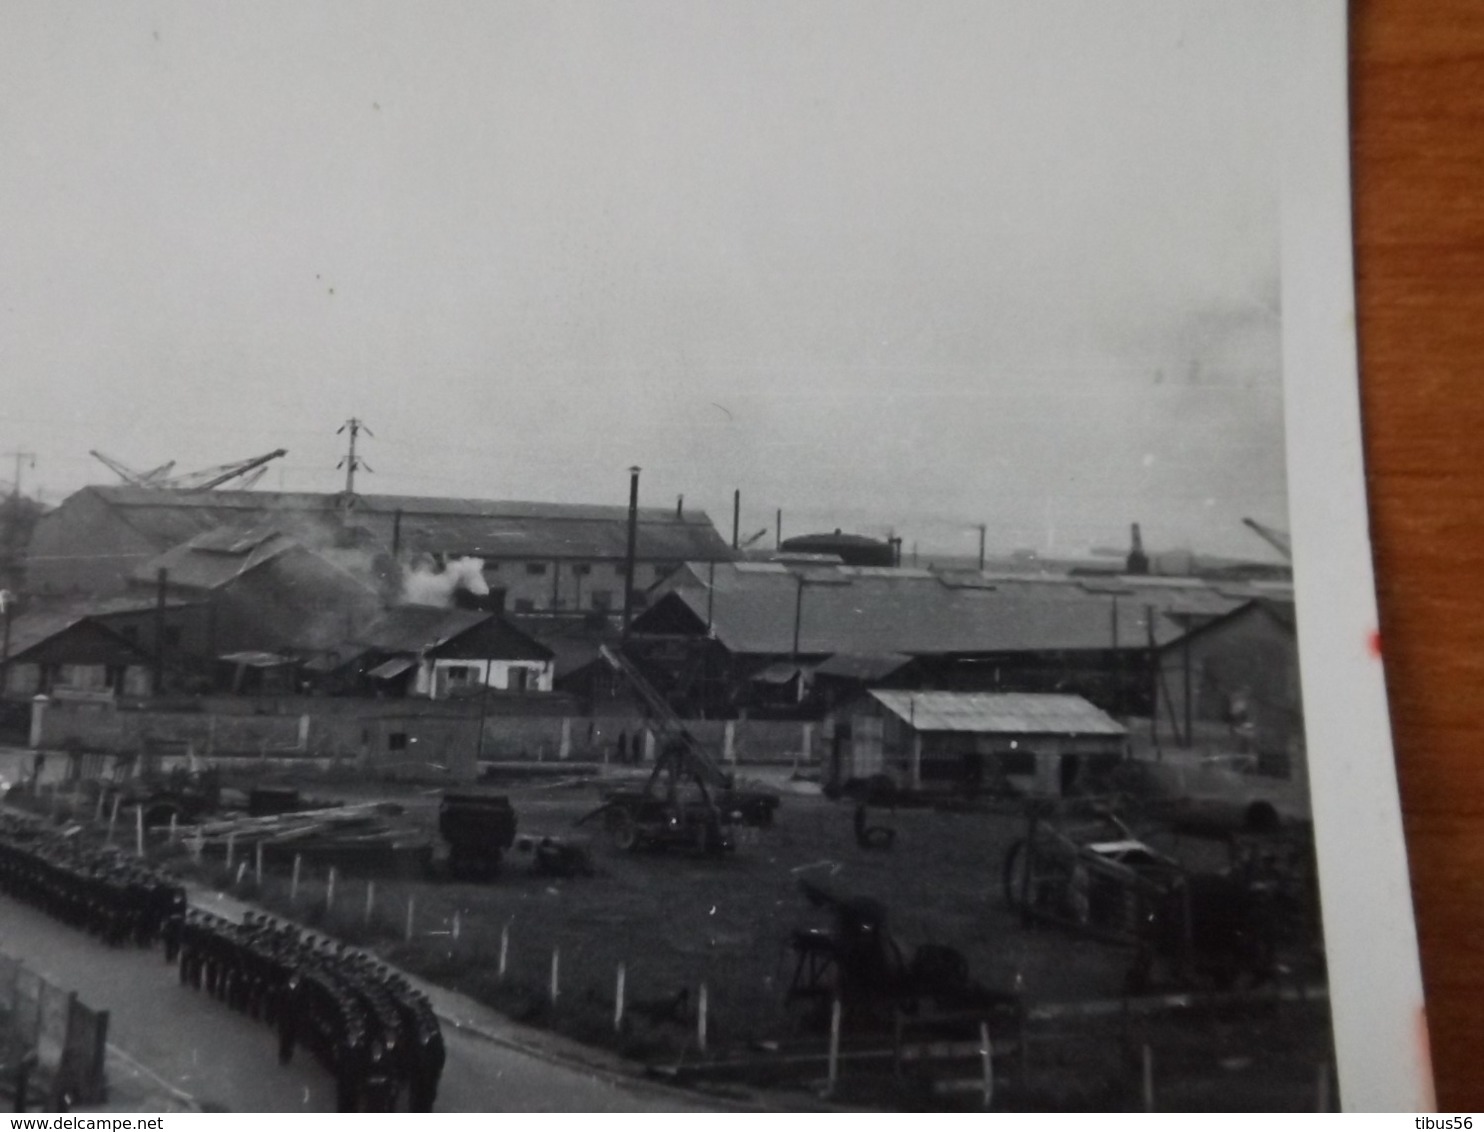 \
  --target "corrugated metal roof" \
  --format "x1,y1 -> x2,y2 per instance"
638,563 -> 1289,657
868,691 -> 1126,736
368,657 -> 417,680
79,485 -> 733,563
128,525 -> 295,590
0,597 -> 197,660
